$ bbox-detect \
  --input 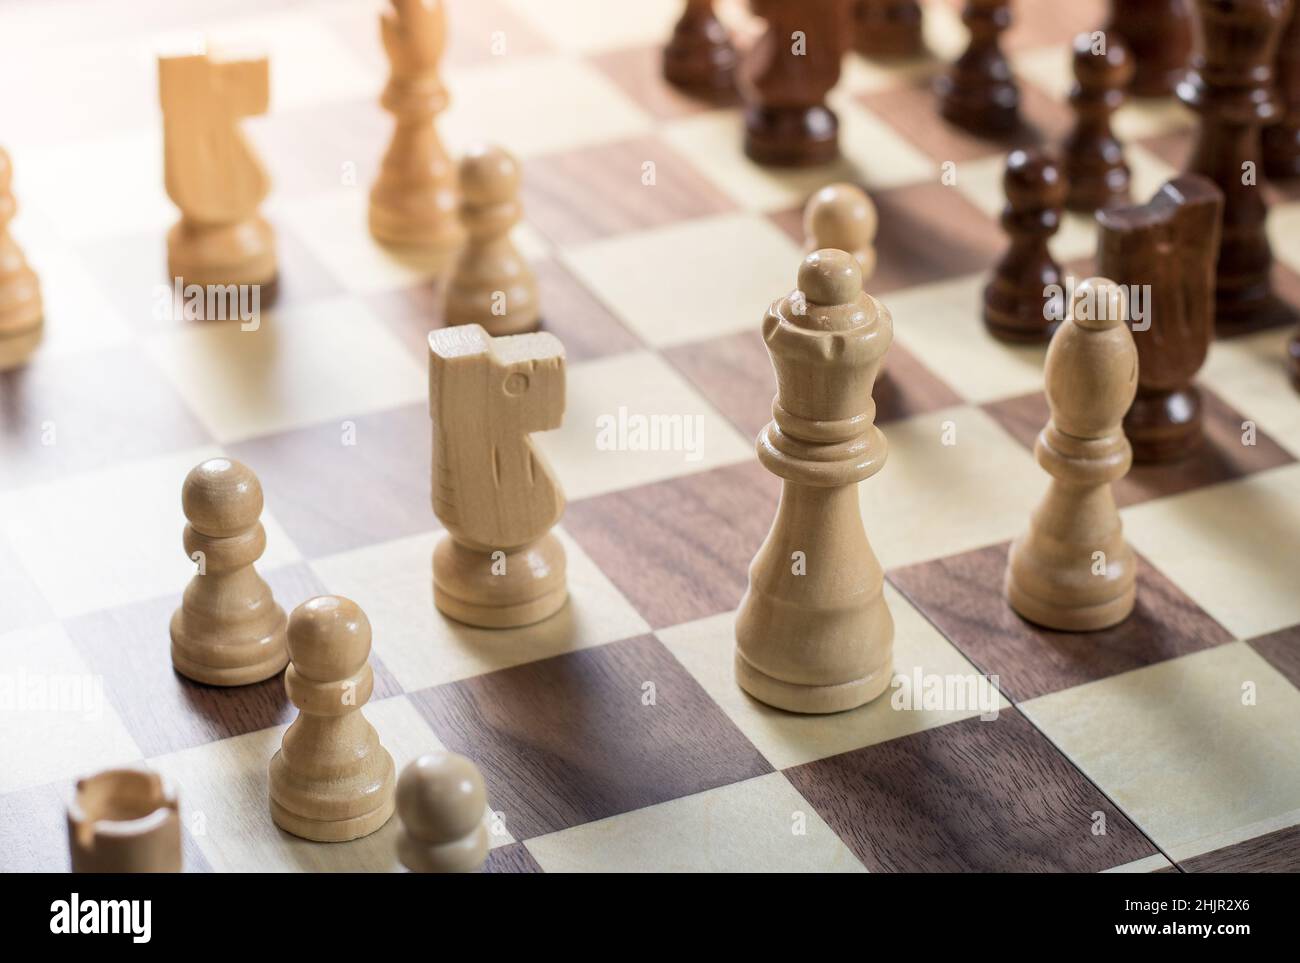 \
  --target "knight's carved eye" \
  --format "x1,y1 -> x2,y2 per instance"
503,372 -> 529,396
